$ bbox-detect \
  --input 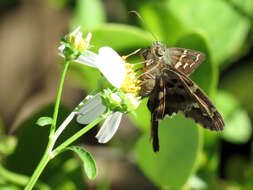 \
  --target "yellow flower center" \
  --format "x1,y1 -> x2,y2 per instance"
69,30 -> 90,51
120,61 -> 141,95
75,39 -> 89,51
